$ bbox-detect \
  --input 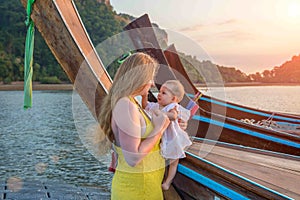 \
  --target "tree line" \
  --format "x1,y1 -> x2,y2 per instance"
0,0 -> 299,84
0,0 -> 127,84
